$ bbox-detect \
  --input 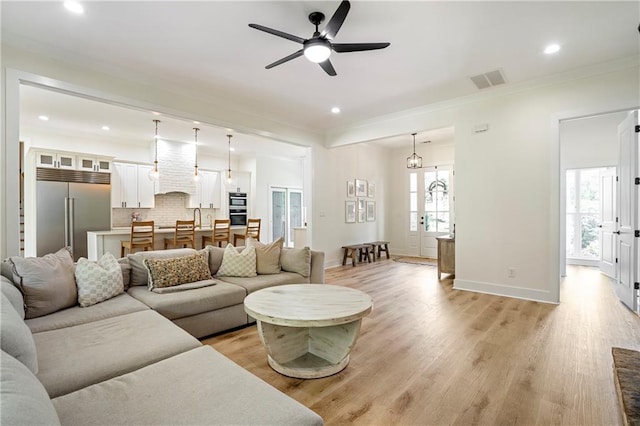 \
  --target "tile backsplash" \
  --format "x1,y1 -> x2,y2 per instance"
112,192 -> 217,228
